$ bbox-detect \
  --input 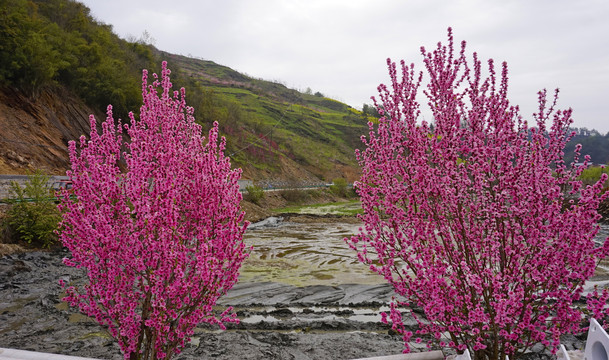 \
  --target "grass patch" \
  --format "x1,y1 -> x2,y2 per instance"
273,200 -> 362,216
